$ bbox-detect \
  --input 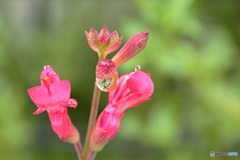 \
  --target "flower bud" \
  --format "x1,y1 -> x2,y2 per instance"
112,31 -> 149,67
96,59 -> 119,92
85,25 -> 122,59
